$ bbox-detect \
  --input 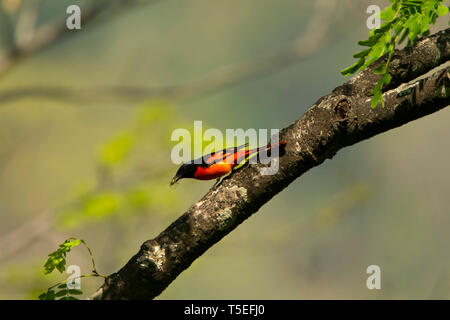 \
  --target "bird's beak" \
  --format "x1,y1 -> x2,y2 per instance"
170,175 -> 181,186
